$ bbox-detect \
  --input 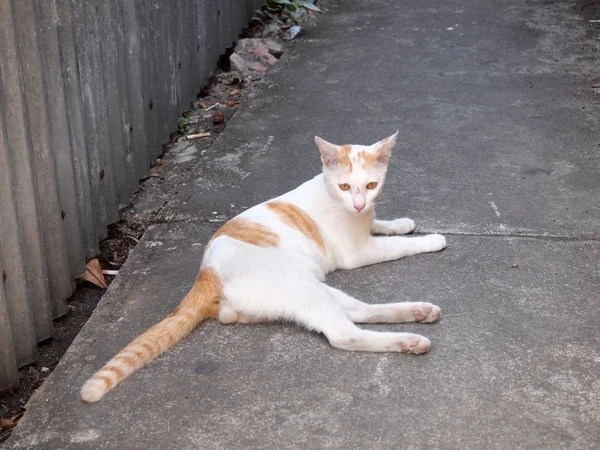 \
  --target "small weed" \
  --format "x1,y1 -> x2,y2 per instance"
253,0 -> 321,26
177,116 -> 190,134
